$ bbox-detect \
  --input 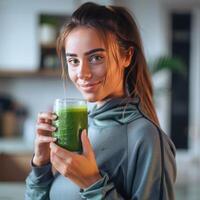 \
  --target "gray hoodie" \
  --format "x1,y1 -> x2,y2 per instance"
25,97 -> 176,200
